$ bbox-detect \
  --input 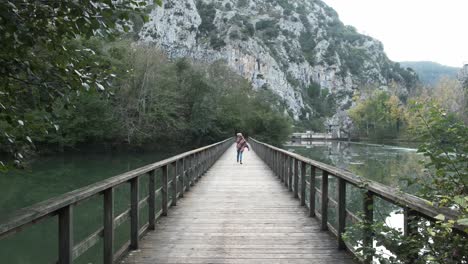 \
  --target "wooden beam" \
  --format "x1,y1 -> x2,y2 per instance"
337,178 -> 346,249
294,158 -> 299,198
103,188 -> 114,264
309,166 -> 316,217
300,162 -> 306,206
58,205 -> 73,264
321,171 -> 329,231
130,177 -> 140,250
162,165 -> 168,216
148,171 -> 156,230
171,162 -> 177,206
363,191 -> 374,264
